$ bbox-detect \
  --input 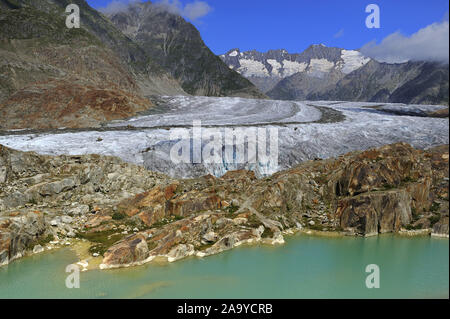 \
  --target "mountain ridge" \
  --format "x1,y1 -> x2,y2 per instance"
107,1 -> 265,98
0,0 -> 265,129
307,59 -> 449,104
221,45 -> 449,105
220,45 -> 370,93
